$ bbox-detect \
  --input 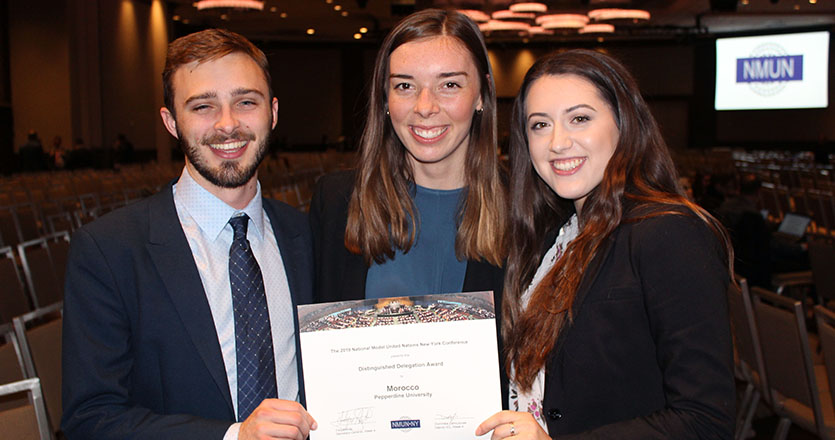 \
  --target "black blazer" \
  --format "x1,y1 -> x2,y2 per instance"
309,170 -> 508,407
539,212 -> 735,439
61,183 -> 313,440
